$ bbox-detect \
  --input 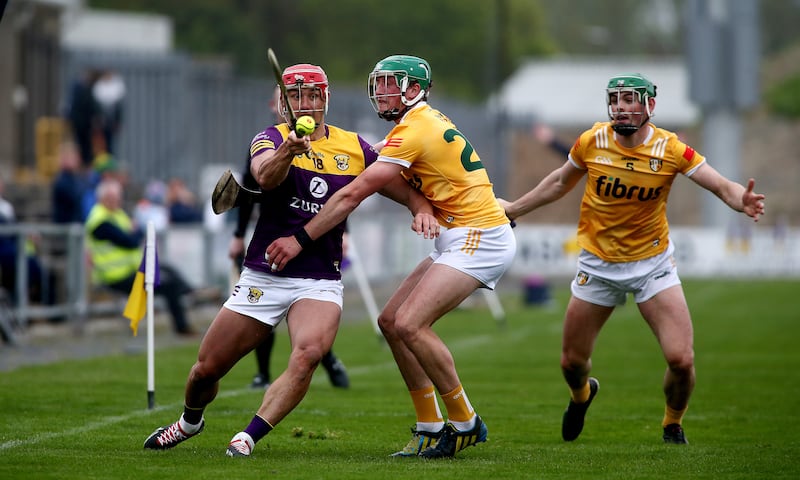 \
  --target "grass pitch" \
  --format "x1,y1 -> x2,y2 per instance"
1,279 -> 798,479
